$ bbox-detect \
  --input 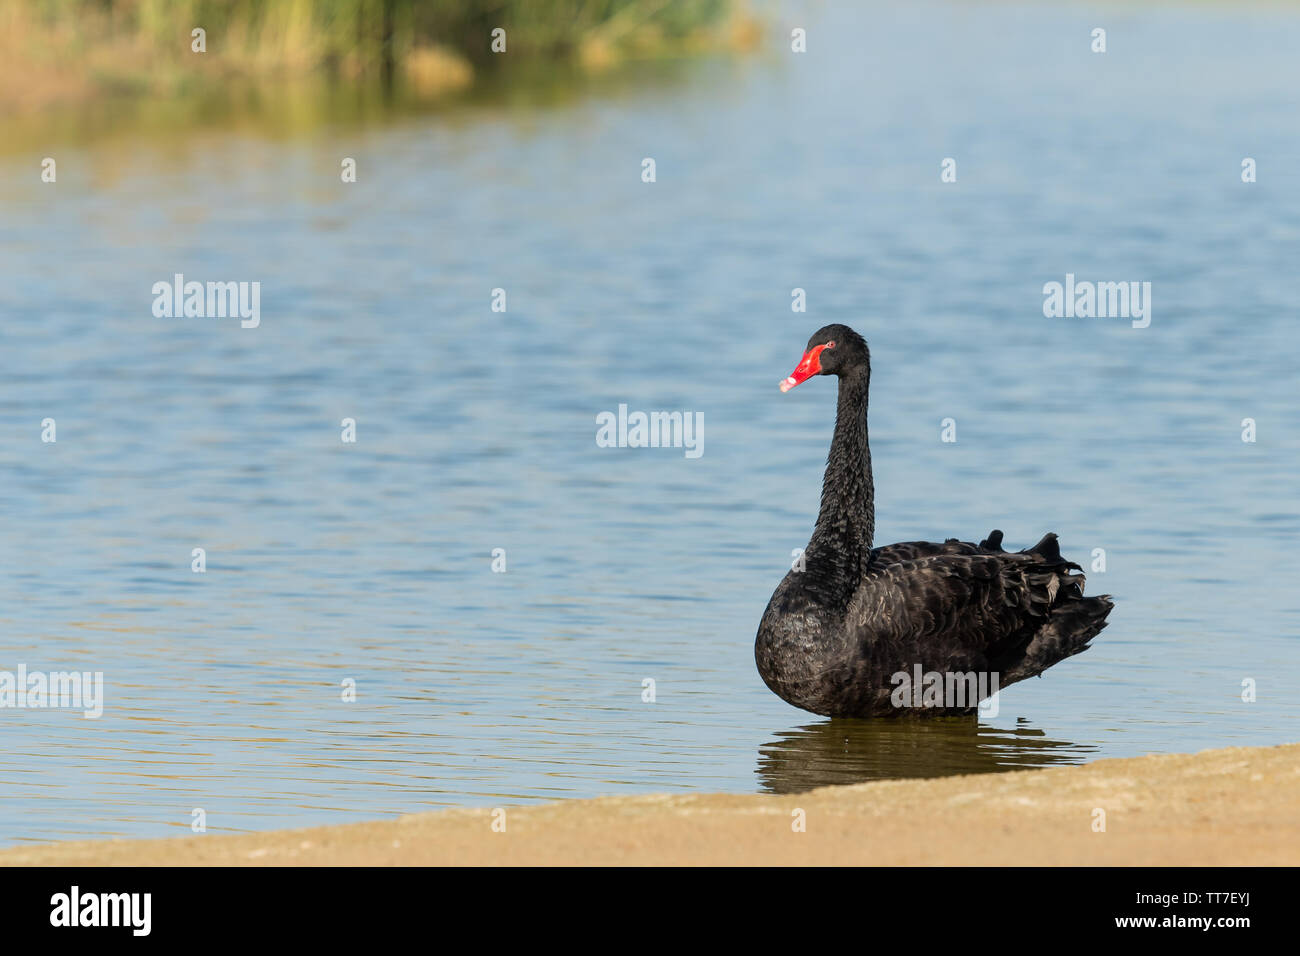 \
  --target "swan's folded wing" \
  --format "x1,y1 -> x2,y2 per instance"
855,548 -> 1088,666
870,529 -> 1014,568
869,538 -> 983,566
